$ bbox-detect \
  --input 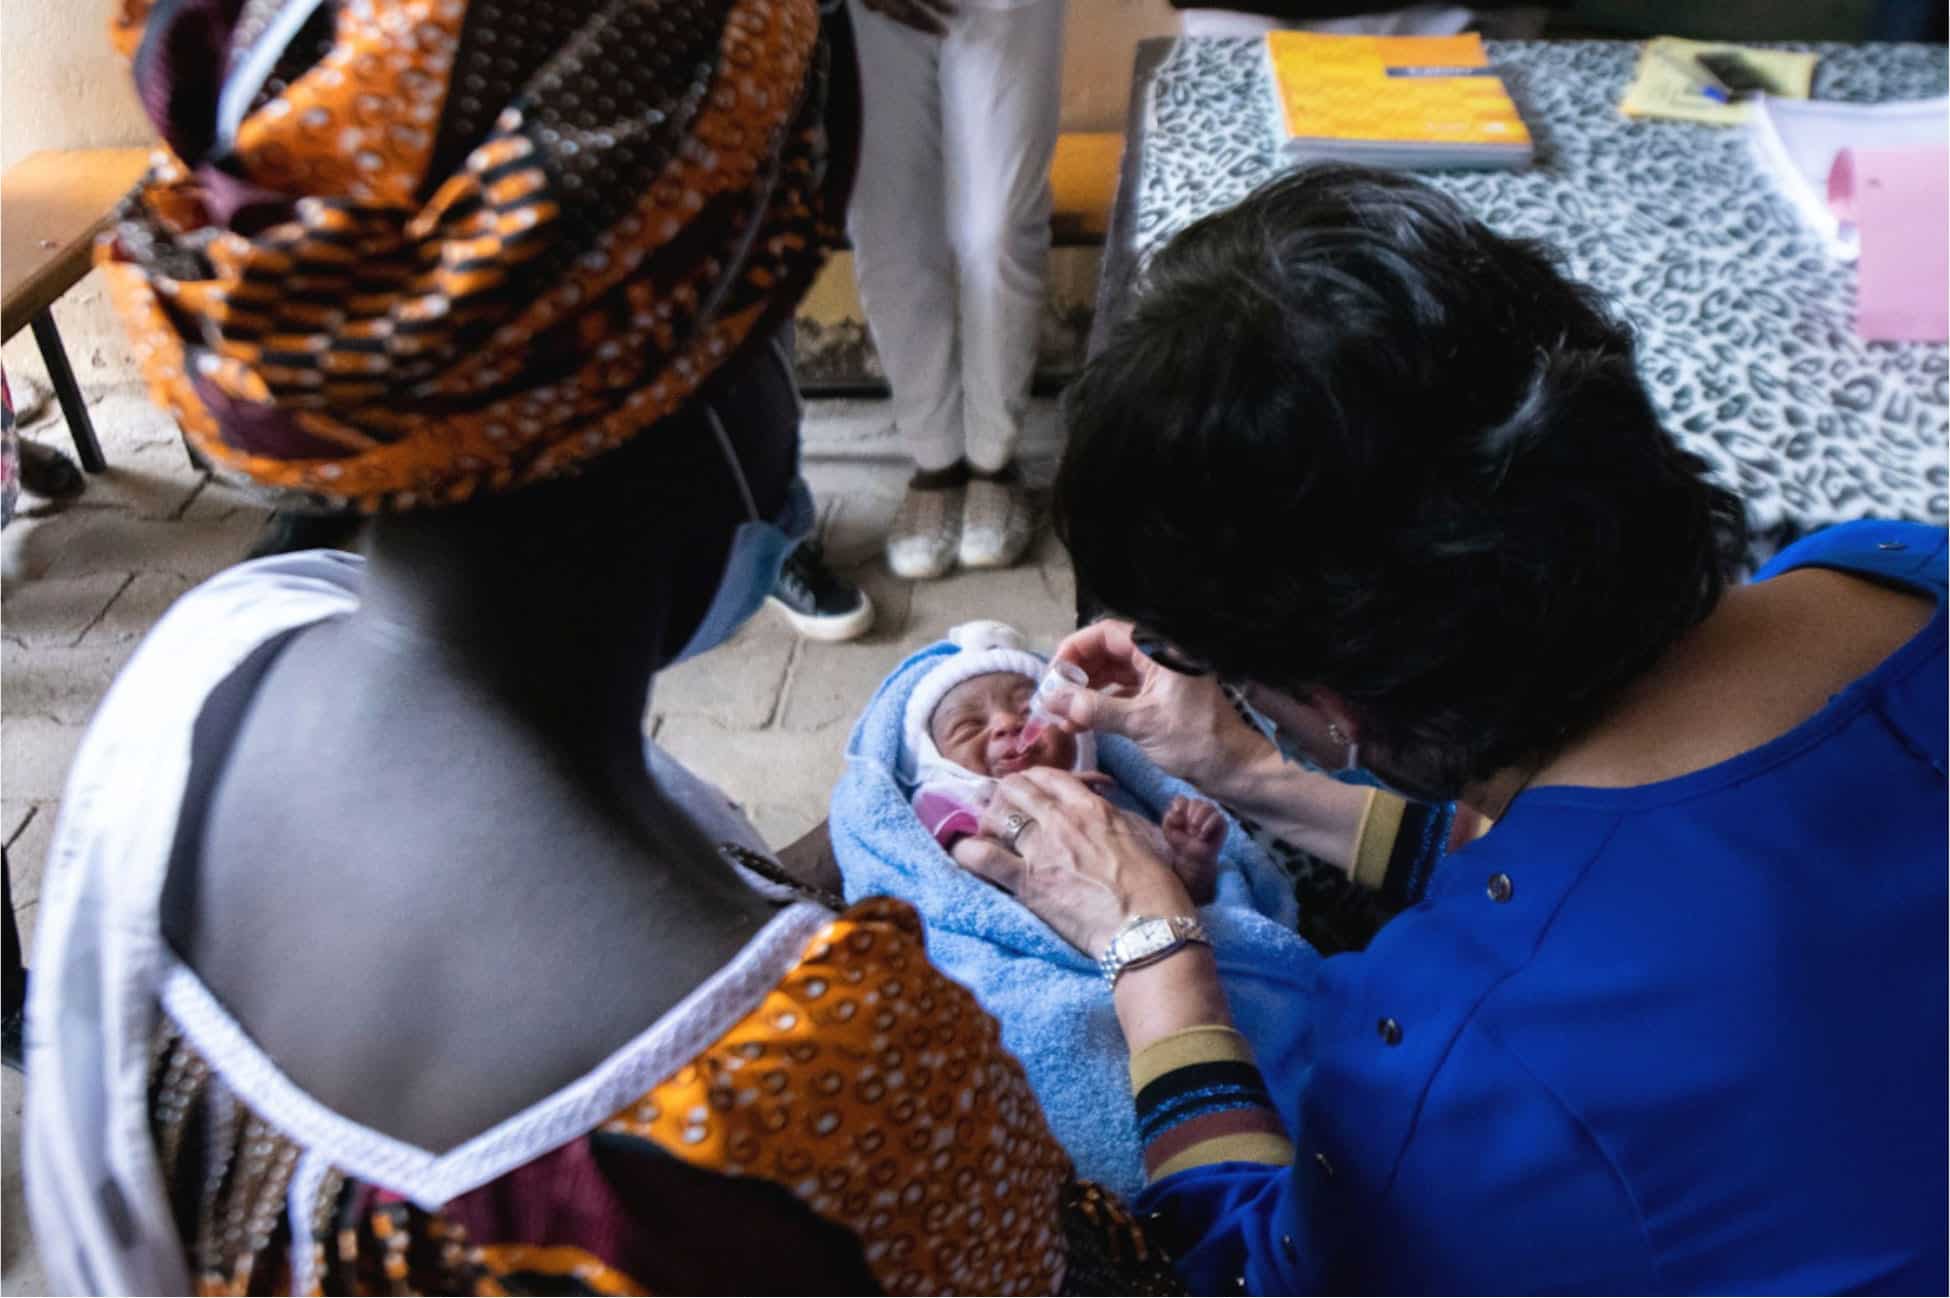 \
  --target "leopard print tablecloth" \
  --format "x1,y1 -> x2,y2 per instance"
1105,38 -> 1949,545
